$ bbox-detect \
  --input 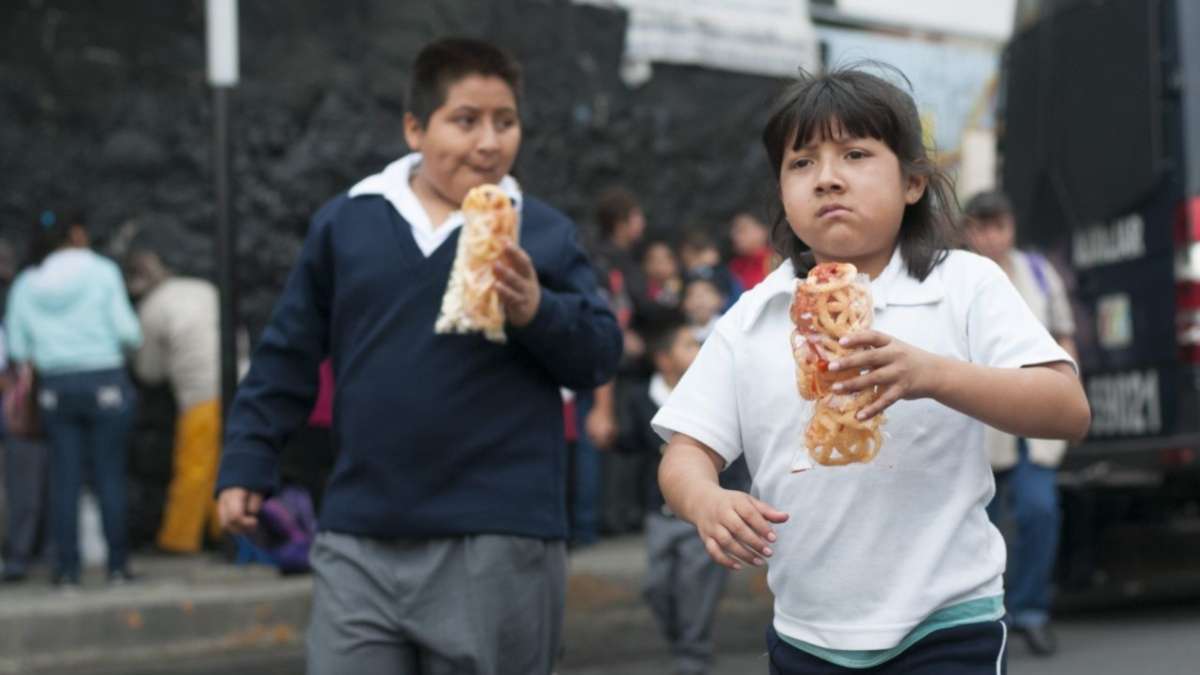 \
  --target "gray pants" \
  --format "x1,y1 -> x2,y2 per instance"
2,437 -> 49,574
643,512 -> 729,675
307,531 -> 567,675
